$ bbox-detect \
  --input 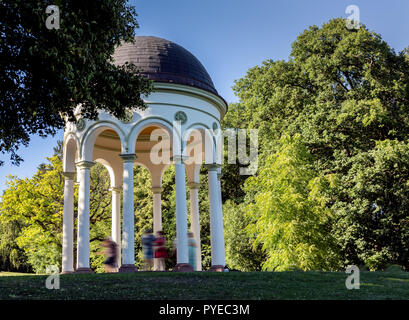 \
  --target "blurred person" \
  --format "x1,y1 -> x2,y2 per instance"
141,229 -> 155,271
97,237 -> 118,273
188,232 -> 197,271
153,230 -> 168,271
